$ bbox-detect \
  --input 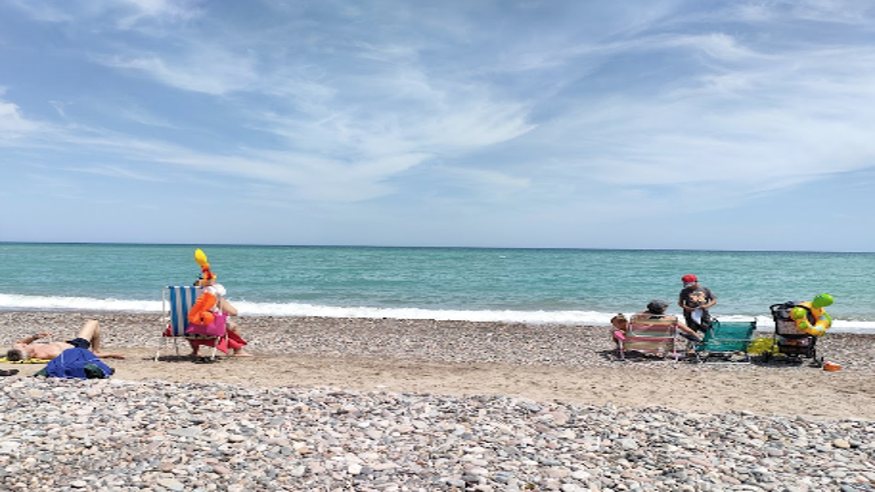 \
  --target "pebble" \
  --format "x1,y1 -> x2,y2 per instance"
1,378 -> 874,491
2,312 -> 875,491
